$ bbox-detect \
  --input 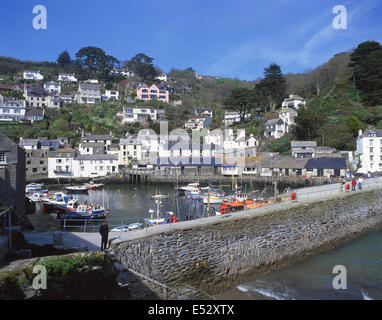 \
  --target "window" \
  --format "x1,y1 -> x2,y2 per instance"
0,152 -> 6,164
150,90 -> 157,93
32,168 -> 37,173
159,96 -> 166,99
142,89 -> 148,93
369,139 -> 374,146
142,94 -> 148,98
150,95 -> 157,99
370,147 -> 374,153
27,160 -> 31,164
370,155 -> 374,161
